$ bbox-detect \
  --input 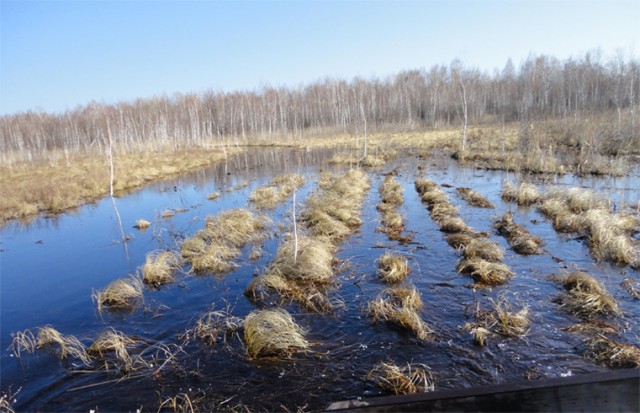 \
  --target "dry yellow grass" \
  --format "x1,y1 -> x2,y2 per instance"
456,257 -> 514,286
584,336 -> 640,368
133,219 -> 151,230
249,173 -> 304,209
36,326 -> 92,365
457,187 -> 495,208
141,250 -> 181,287
461,237 -> 505,262
559,271 -> 620,316
368,287 -> 434,341
461,322 -> 493,346
0,146 -> 241,226
494,212 -> 544,255
184,309 -> 243,346
244,308 -> 309,359
378,252 -> 411,283
487,296 -> 531,338
436,216 -> 474,234
380,175 -> 404,205
88,328 -> 136,370
501,181 -> 541,206
92,275 -> 144,312
207,191 -> 220,200
367,361 -> 435,394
